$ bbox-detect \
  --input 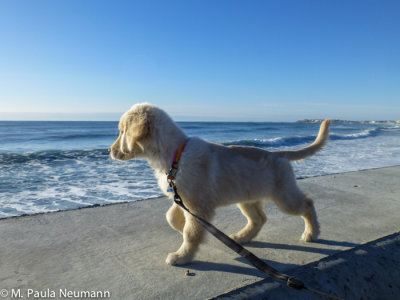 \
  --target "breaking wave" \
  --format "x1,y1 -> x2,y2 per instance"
225,127 -> 385,148
0,149 -> 109,165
